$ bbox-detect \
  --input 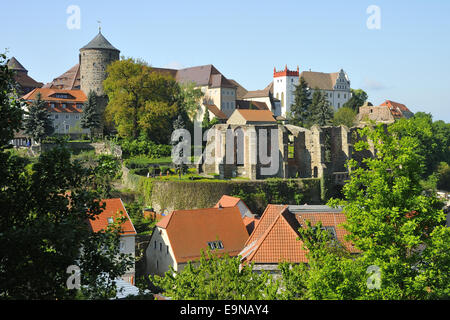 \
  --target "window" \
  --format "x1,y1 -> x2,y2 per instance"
62,103 -> 67,108
154,241 -> 157,249
207,241 -> 224,250
75,115 -> 79,120
159,243 -> 162,252
55,115 -> 59,119
51,103 -> 55,108
66,115 -> 69,119
338,94 -> 340,99
344,94 -> 346,99
166,245 -> 169,254
120,241 -> 125,252
107,217 -> 114,224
